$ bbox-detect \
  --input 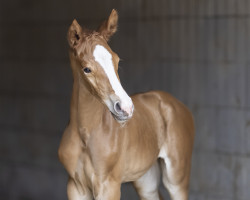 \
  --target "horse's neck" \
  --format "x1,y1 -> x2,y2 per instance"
69,76 -> 117,148
69,71 -> 106,134
79,80 -> 104,122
